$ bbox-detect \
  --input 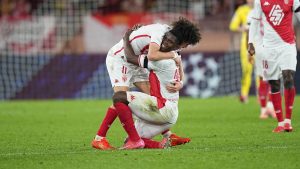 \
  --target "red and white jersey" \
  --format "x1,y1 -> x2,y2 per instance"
139,56 -> 180,108
112,23 -> 170,56
251,0 -> 300,48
